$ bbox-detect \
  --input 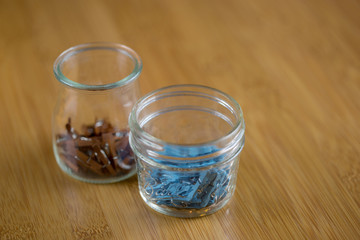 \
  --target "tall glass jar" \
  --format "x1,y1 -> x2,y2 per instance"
129,85 -> 245,217
52,42 -> 142,183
